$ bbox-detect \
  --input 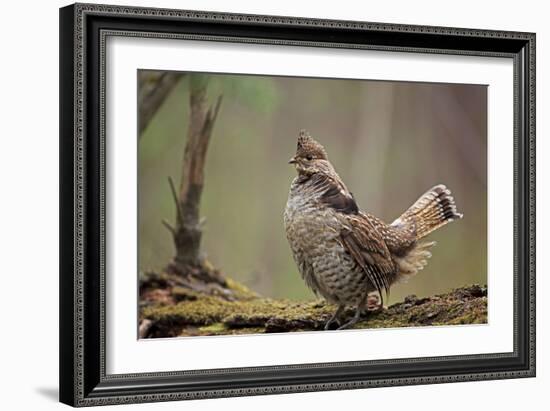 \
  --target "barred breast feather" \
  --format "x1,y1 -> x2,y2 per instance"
284,172 -> 397,305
